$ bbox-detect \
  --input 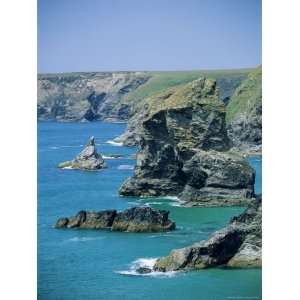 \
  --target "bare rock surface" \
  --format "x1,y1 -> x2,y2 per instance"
58,136 -> 106,170
55,207 -> 176,233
